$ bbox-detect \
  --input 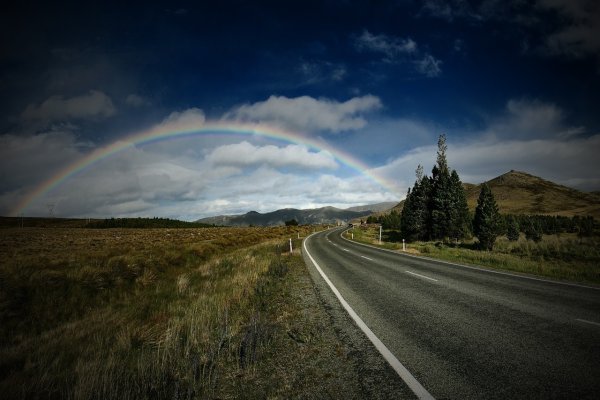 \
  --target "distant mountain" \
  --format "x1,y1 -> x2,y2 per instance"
345,202 -> 397,213
197,206 -> 374,226
392,170 -> 600,219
